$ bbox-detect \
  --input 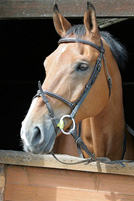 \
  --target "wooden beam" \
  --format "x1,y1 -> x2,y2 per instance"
4,165 -> 134,201
0,164 -> 6,201
0,150 -> 134,176
0,0 -> 134,19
